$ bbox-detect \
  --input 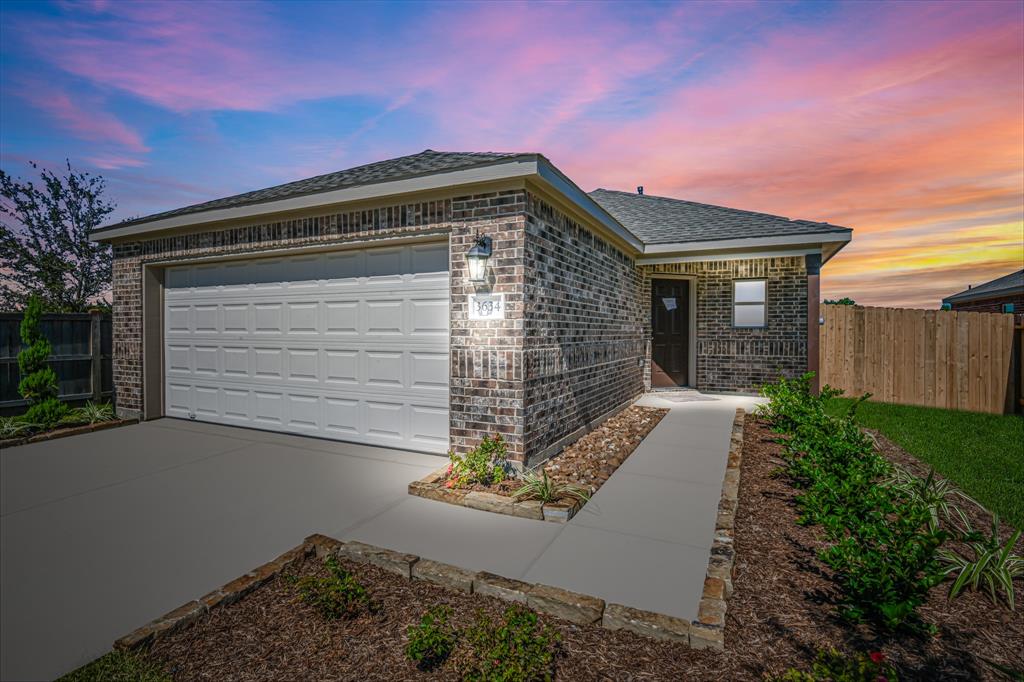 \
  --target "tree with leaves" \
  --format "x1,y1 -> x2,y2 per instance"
0,161 -> 115,312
